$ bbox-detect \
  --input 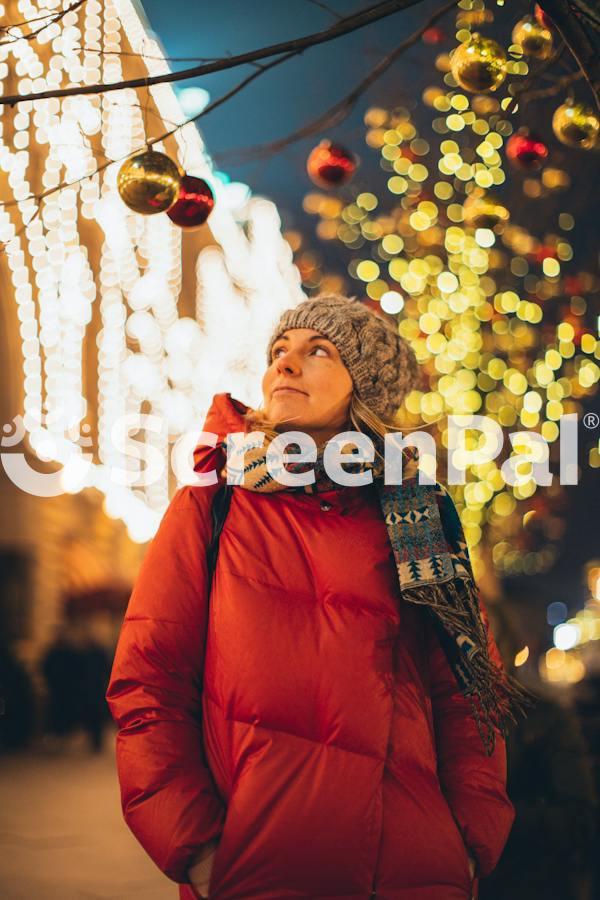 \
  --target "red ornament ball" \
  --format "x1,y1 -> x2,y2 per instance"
166,174 -> 215,229
533,245 -> 557,263
307,140 -> 357,189
422,26 -> 445,44
506,132 -> 549,170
